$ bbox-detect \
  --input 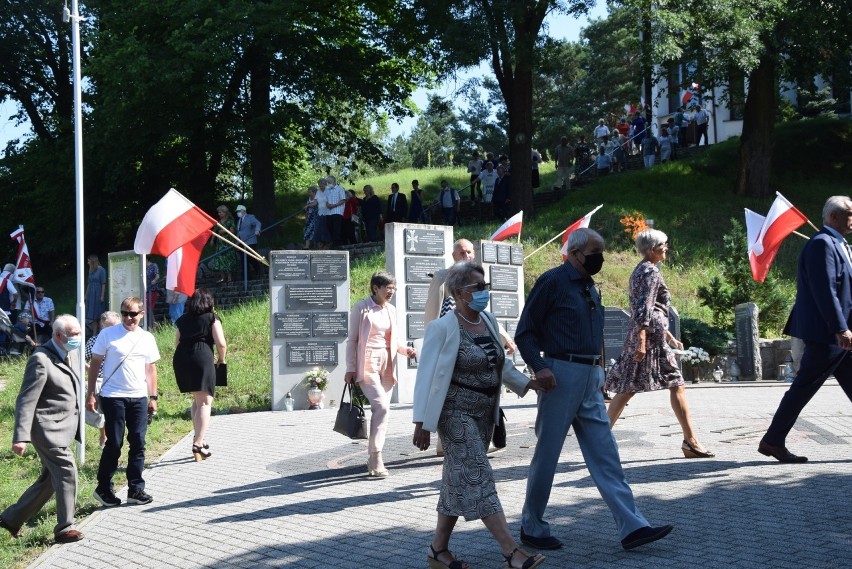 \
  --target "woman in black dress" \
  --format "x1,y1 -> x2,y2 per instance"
173,288 -> 227,461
